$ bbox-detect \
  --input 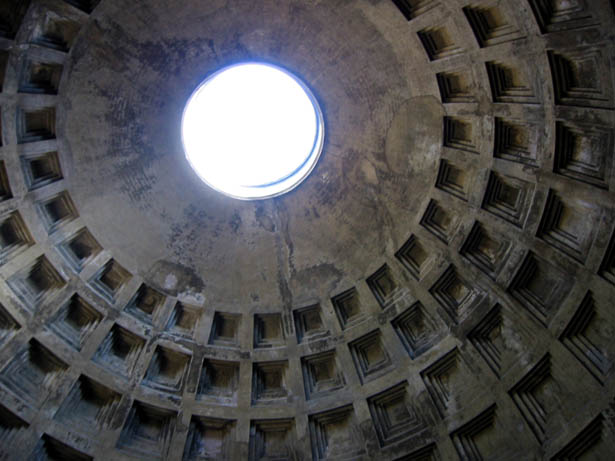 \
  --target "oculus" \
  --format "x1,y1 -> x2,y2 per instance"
182,63 -> 324,200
